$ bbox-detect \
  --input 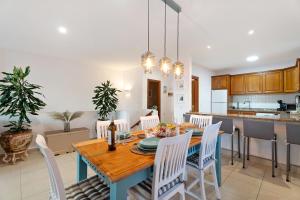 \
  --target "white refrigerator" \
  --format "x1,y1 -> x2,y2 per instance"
211,90 -> 228,114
